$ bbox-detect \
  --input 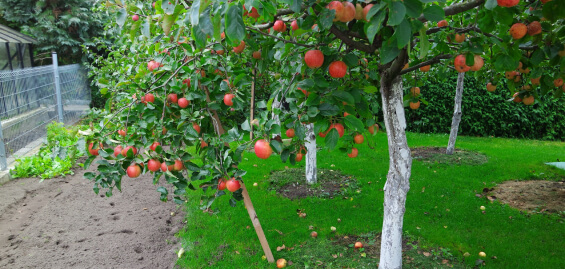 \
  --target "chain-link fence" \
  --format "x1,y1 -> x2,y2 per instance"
0,52 -> 90,169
